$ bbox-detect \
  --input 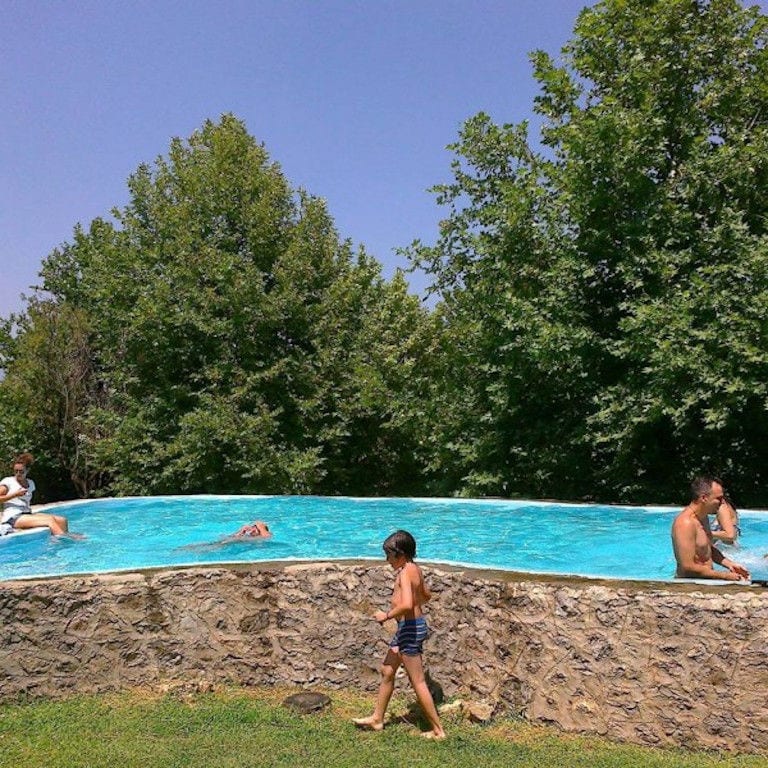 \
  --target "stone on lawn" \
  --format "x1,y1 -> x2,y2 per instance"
282,691 -> 332,714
